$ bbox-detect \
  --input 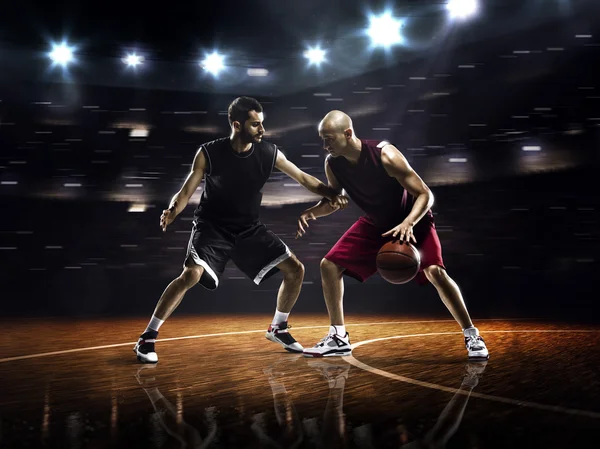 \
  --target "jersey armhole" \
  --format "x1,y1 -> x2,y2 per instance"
269,145 -> 278,176
200,145 -> 212,176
